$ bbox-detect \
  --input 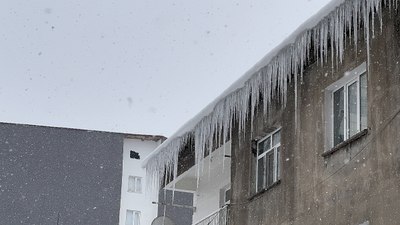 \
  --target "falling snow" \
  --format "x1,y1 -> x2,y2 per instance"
144,0 -> 399,190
